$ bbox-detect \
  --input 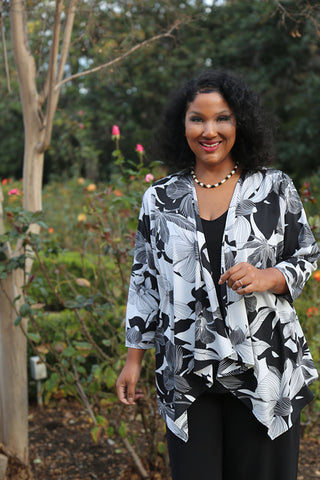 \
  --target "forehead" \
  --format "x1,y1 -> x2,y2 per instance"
186,91 -> 231,114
